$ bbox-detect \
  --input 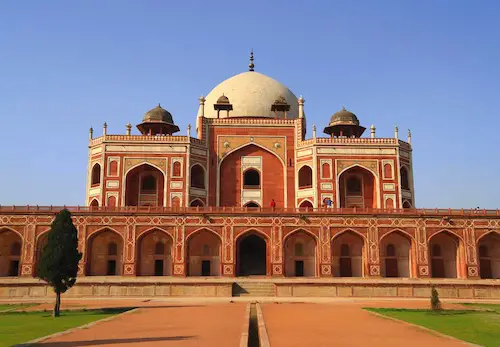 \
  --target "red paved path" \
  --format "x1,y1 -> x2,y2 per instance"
39,303 -> 246,347
262,302 -> 468,347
